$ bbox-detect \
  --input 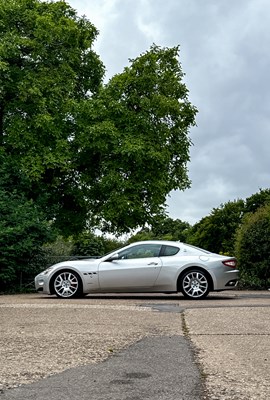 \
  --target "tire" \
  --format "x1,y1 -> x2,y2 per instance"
52,270 -> 83,299
180,269 -> 210,300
